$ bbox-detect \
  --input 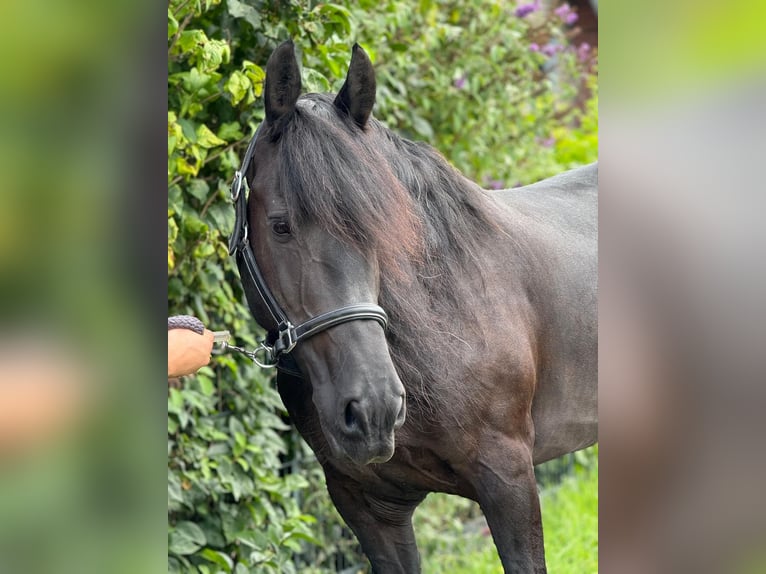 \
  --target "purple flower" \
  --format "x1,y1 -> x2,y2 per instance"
542,43 -> 562,57
541,136 -> 555,148
554,3 -> 571,18
554,3 -> 578,25
529,43 -> 540,53
453,75 -> 467,89
485,178 -> 505,190
514,0 -> 540,18
577,42 -> 591,62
